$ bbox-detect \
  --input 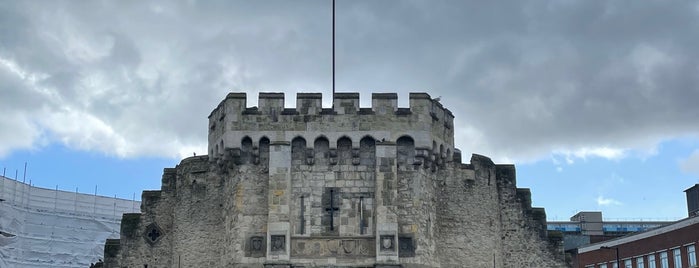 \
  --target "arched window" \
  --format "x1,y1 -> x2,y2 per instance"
360,136 -> 376,167
259,137 -> 270,166
396,136 -> 415,167
291,137 -> 306,166
314,137 -> 330,166
241,136 -> 253,164
337,137 -> 352,165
